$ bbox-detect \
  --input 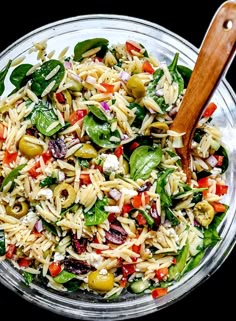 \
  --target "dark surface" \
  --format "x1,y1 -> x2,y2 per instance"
0,0 -> 235,320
